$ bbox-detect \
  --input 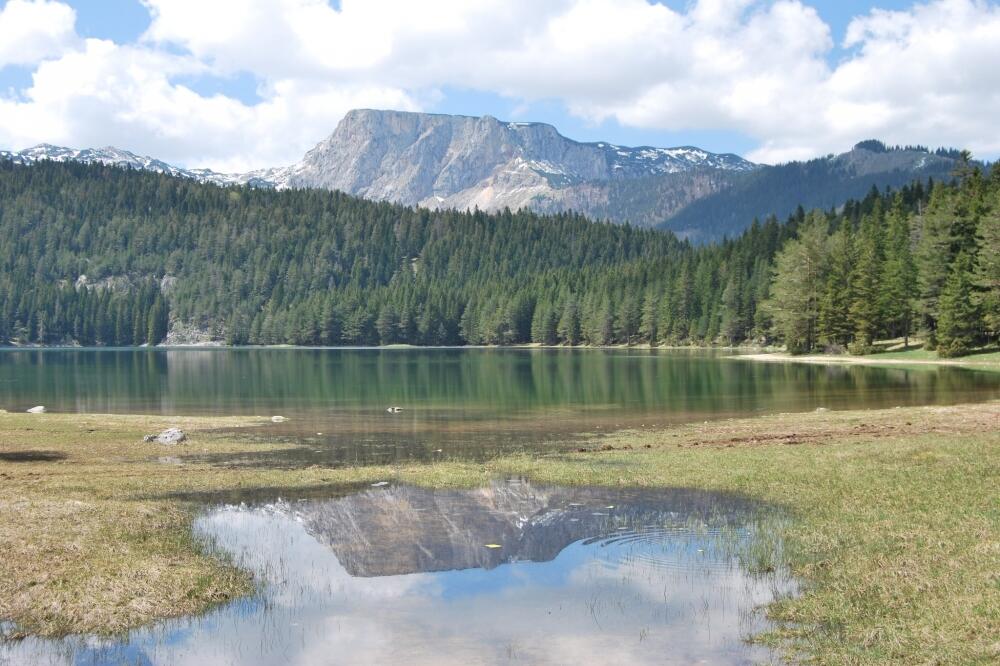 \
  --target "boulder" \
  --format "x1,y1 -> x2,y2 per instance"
26,406 -> 46,414
147,428 -> 186,445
